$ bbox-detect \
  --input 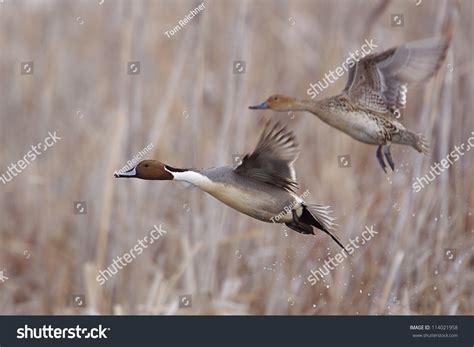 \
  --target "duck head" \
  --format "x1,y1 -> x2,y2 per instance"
249,94 -> 300,112
114,160 -> 174,180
